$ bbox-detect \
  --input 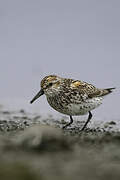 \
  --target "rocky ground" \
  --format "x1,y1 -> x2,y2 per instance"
0,108 -> 120,180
